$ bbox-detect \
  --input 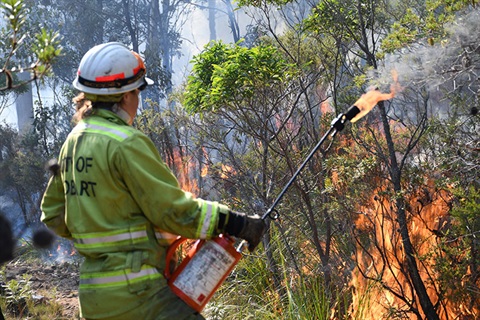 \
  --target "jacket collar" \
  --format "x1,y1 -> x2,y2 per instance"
92,108 -> 130,126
